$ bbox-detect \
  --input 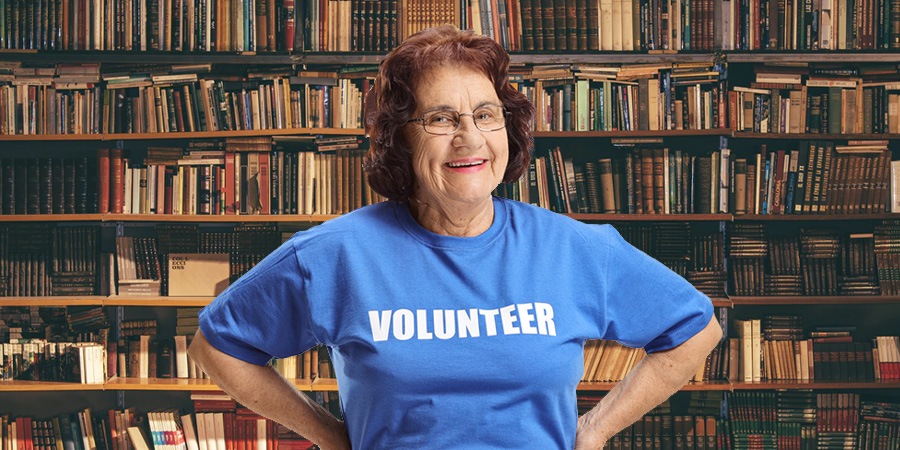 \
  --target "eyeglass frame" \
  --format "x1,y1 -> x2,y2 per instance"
406,104 -> 508,135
